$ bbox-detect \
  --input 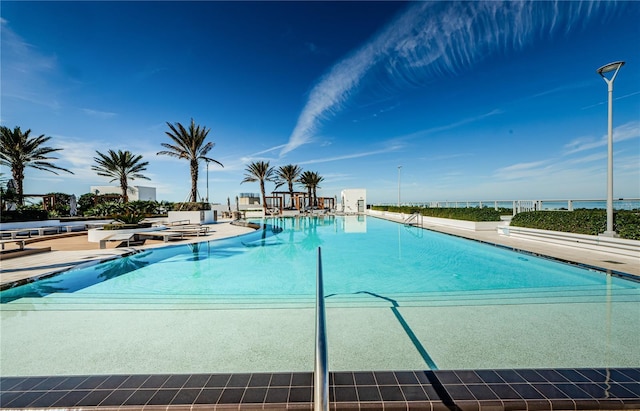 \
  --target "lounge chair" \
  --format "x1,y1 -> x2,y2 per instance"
99,233 -> 134,249
136,231 -> 185,243
165,225 -> 210,237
